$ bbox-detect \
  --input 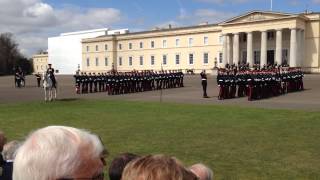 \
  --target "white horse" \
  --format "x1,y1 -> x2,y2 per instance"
42,73 -> 57,101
